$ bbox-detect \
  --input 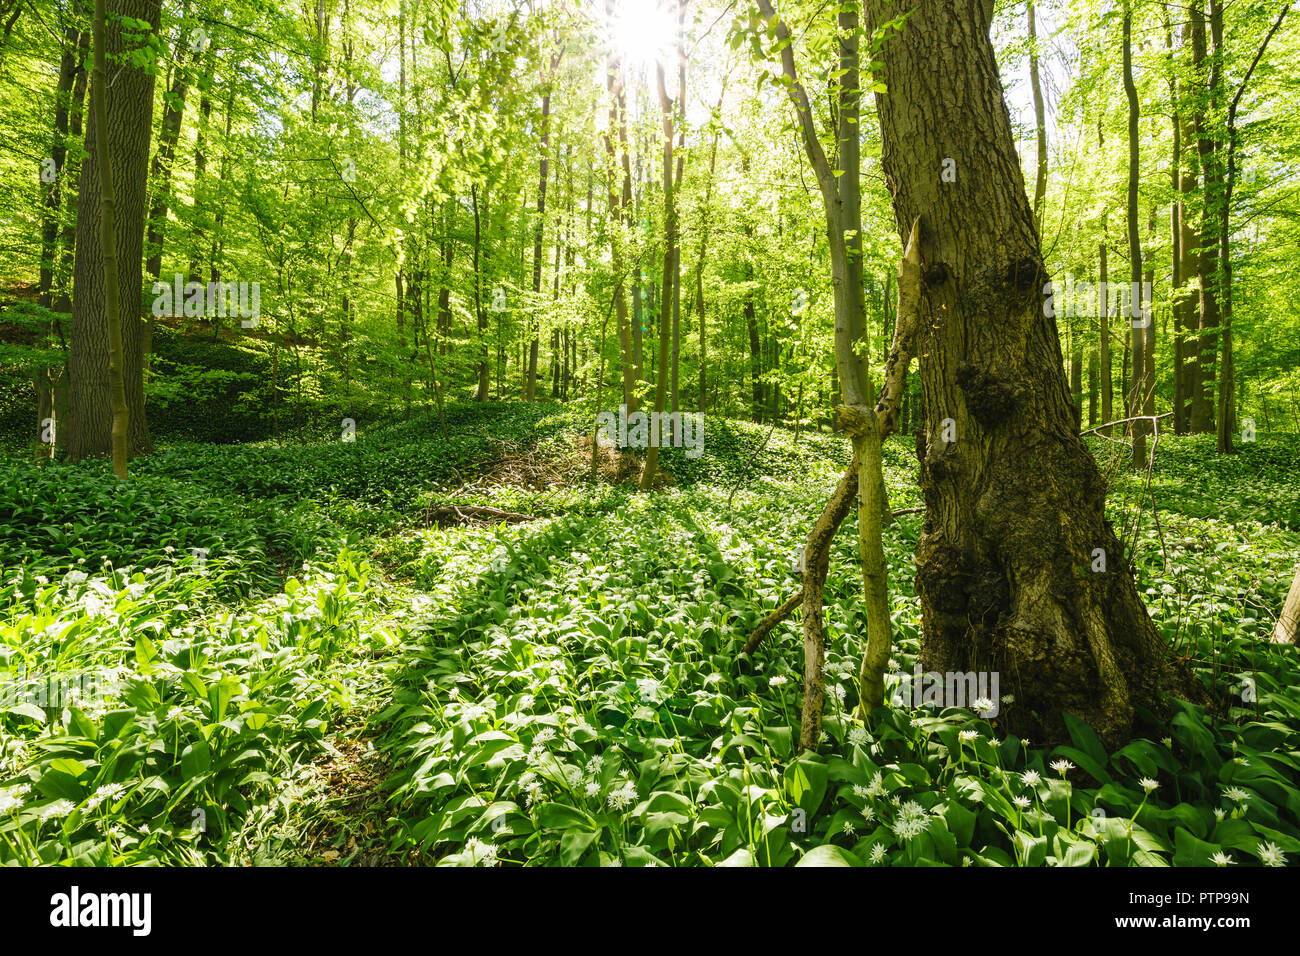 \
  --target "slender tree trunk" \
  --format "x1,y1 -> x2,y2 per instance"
526,51 -> 560,401
640,55 -> 678,490
1028,0 -> 1047,229
144,23 -> 195,281
1189,0 -> 1219,434
1176,110 -> 1200,434
1098,126 -> 1113,435
1124,5 -> 1148,468
187,42 -> 215,283
472,183 -> 490,401
39,22 -> 85,307
1087,346 -> 1098,426
1215,2 -> 1289,452
53,29 -> 91,314
604,7 -> 637,414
